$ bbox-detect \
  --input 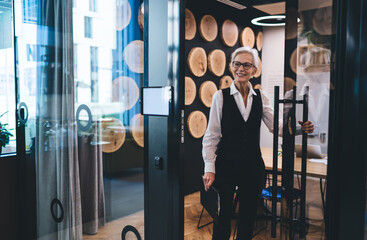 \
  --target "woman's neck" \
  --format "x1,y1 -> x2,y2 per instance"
234,81 -> 250,97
